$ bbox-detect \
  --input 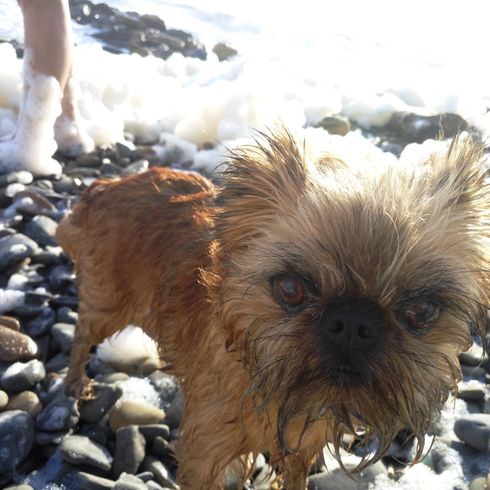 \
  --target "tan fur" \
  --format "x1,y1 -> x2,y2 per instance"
57,132 -> 490,489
